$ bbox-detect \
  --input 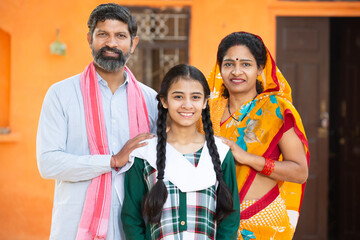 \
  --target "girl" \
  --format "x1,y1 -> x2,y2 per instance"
207,32 -> 309,239
121,64 -> 240,240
